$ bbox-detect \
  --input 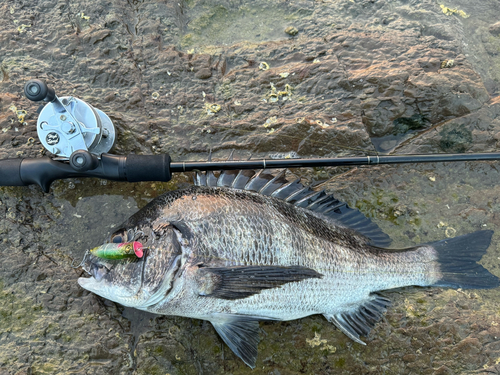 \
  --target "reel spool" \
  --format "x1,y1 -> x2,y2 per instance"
24,80 -> 115,158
